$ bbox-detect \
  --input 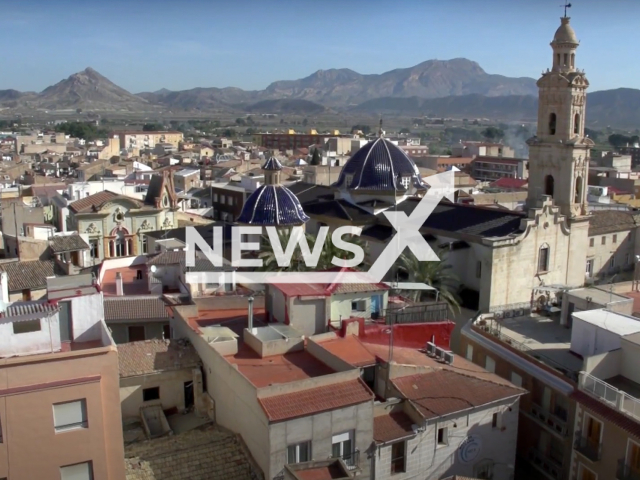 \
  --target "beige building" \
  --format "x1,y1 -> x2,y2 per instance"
0,279 -> 126,480
302,165 -> 343,185
113,131 -> 184,154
